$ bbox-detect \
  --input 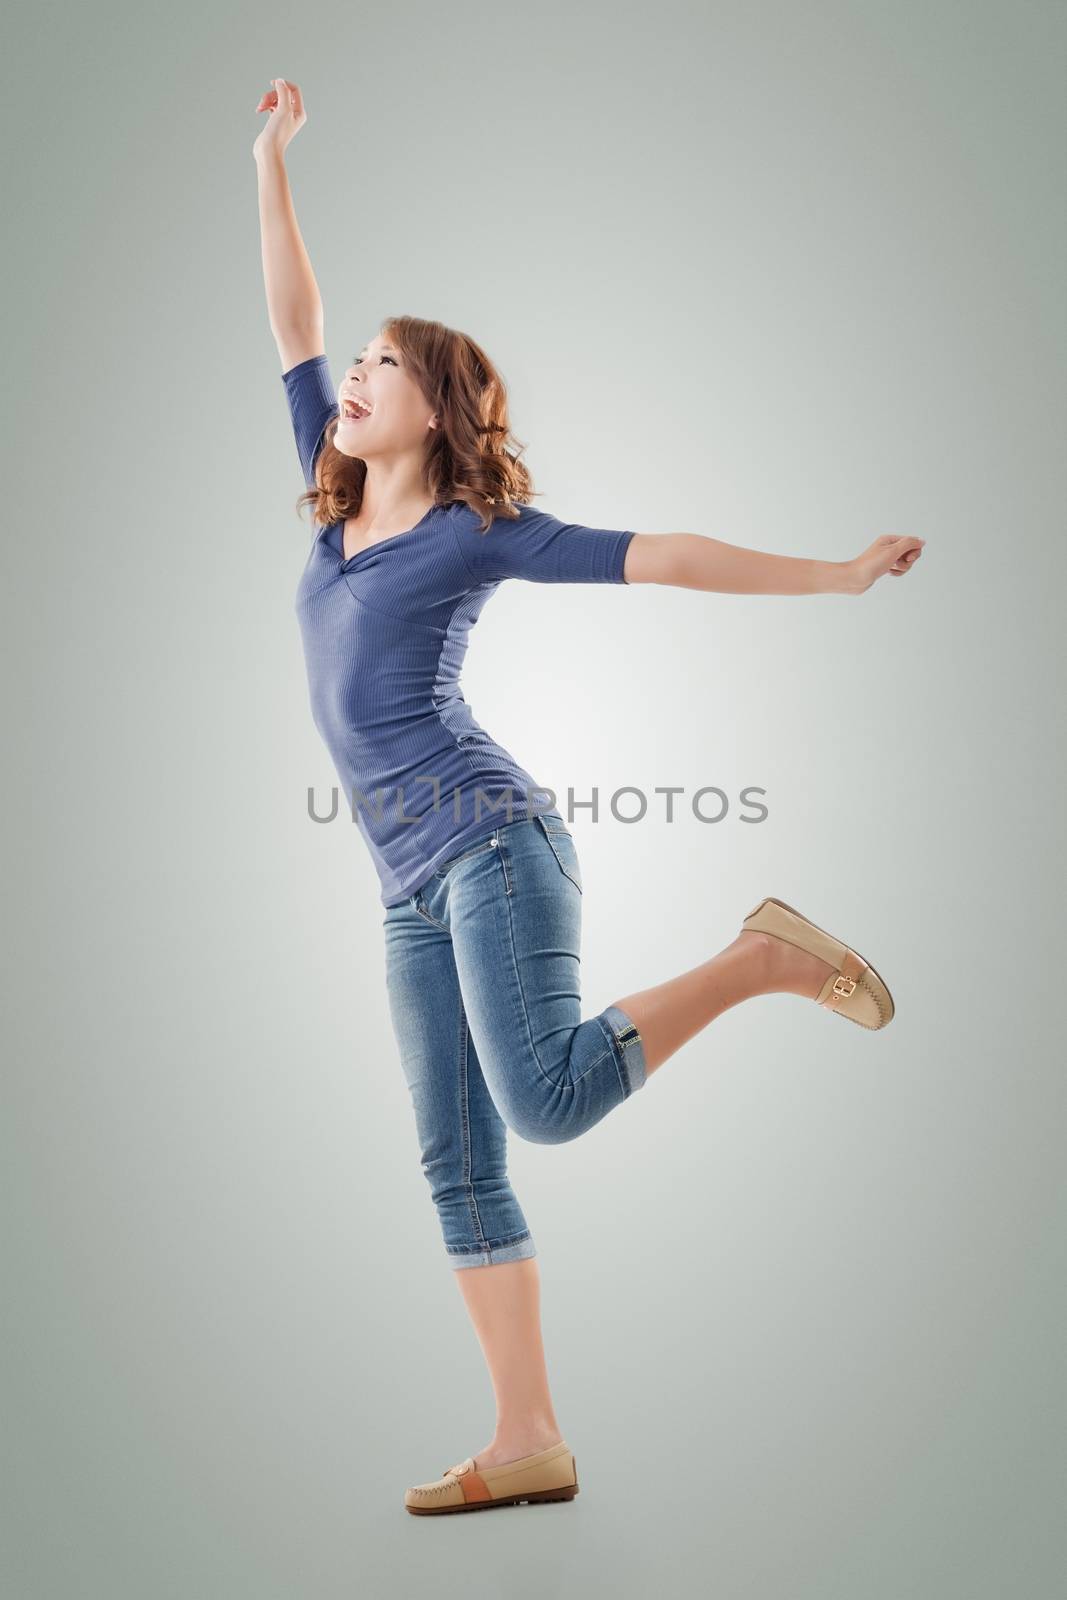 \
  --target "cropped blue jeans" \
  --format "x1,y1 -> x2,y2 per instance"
383,811 -> 648,1269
